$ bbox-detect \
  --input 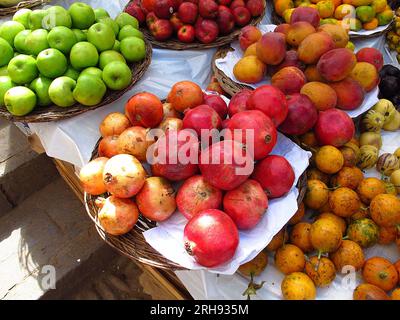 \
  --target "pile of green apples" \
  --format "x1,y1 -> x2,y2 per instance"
0,2 -> 147,116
